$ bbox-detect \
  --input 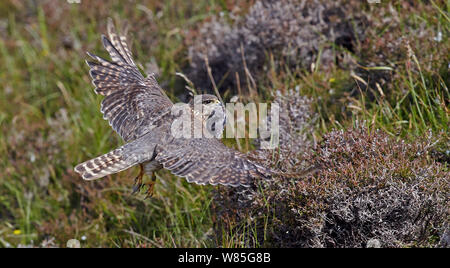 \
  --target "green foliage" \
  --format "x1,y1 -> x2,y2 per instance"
0,0 -> 227,248
215,124 -> 448,248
